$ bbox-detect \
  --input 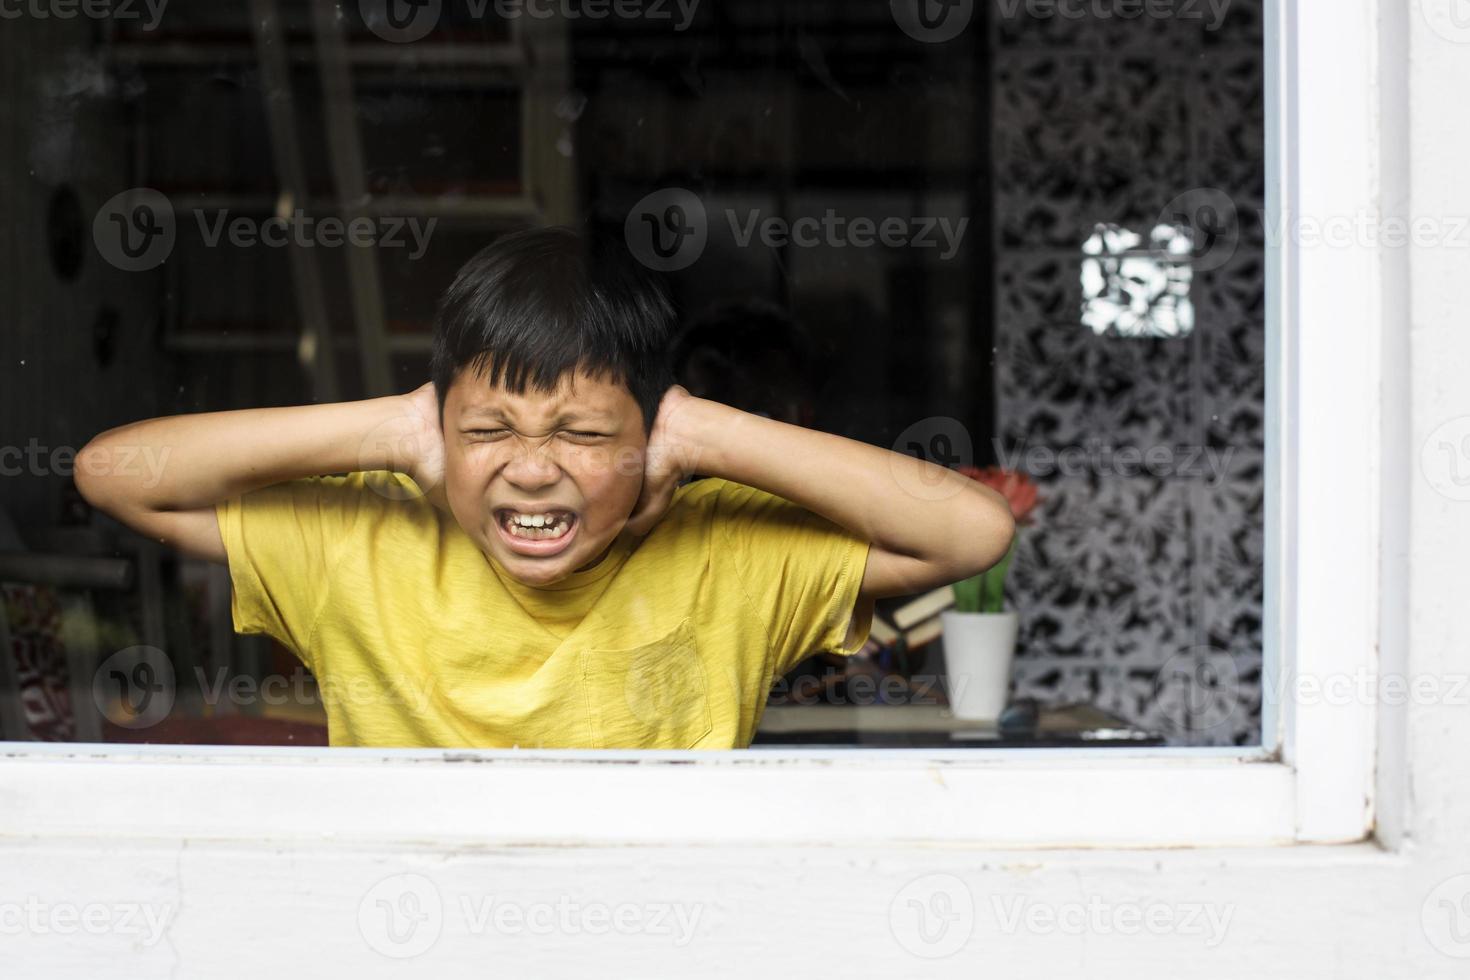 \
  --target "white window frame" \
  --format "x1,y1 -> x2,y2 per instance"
0,0 -> 1387,850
